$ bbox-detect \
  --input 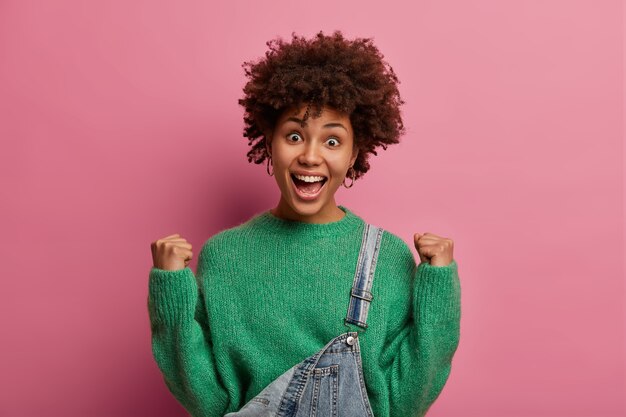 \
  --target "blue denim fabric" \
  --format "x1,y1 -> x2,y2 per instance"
225,224 -> 383,417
